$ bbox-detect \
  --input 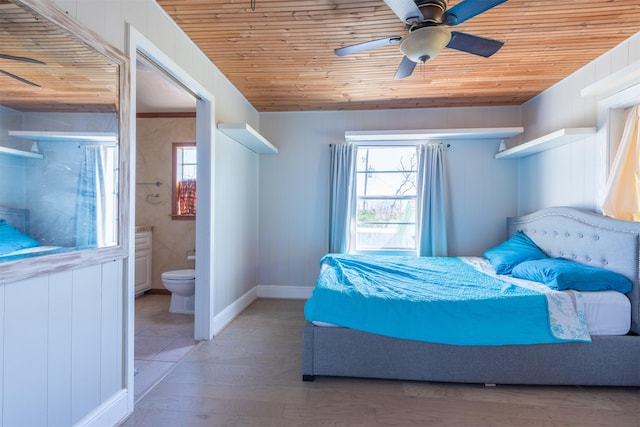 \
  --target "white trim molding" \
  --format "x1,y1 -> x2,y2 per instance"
257,285 -> 313,300
212,287 -> 258,336
73,390 -> 129,427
